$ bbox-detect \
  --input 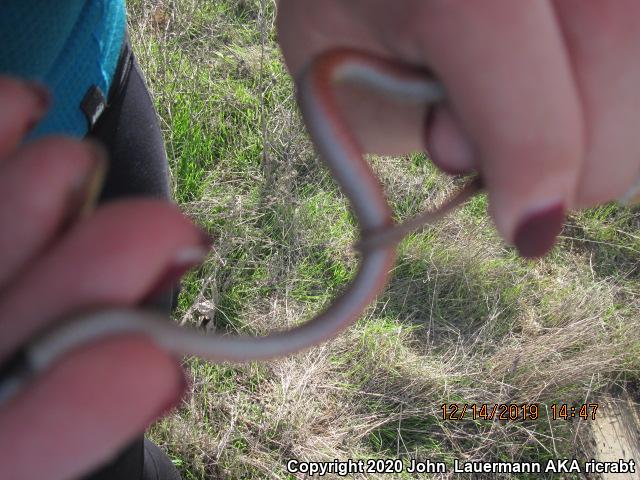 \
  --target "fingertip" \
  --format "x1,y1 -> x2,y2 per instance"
513,202 -> 565,259
423,104 -> 476,175
0,77 -> 51,157
153,356 -> 190,420
485,161 -> 576,259
23,81 -> 51,114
